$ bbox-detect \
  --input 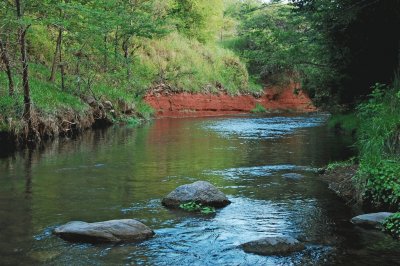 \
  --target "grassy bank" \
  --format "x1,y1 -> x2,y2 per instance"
325,77 -> 400,238
0,32 -> 258,144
